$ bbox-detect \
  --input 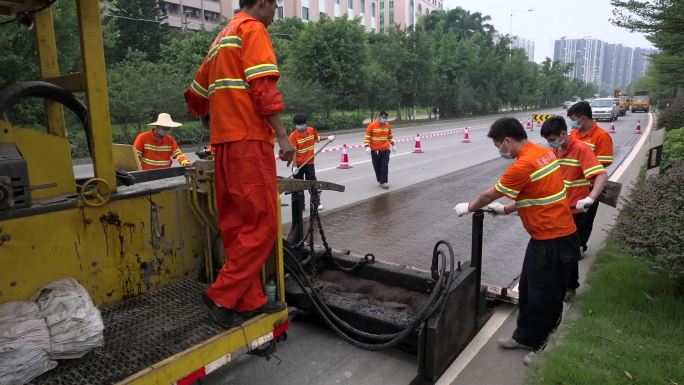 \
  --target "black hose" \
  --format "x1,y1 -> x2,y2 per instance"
283,240 -> 457,350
